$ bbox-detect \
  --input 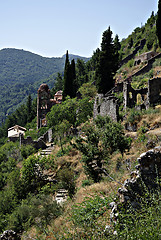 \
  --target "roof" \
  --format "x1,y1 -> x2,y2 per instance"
8,125 -> 27,131
55,90 -> 63,96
